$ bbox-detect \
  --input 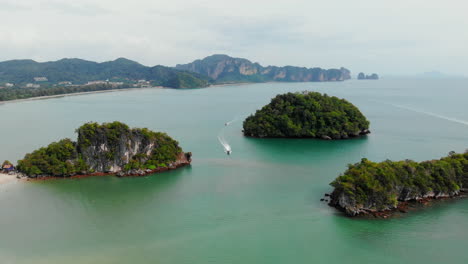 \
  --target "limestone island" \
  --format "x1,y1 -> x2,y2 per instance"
243,91 -> 370,139
357,72 -> 379,80
328,151 -> 468,218
15,121 -> 192,178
